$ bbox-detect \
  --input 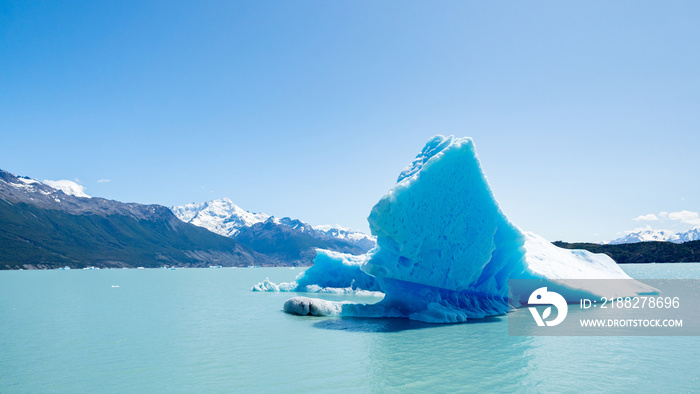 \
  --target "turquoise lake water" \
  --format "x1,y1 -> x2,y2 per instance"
1,264 -> 699,393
